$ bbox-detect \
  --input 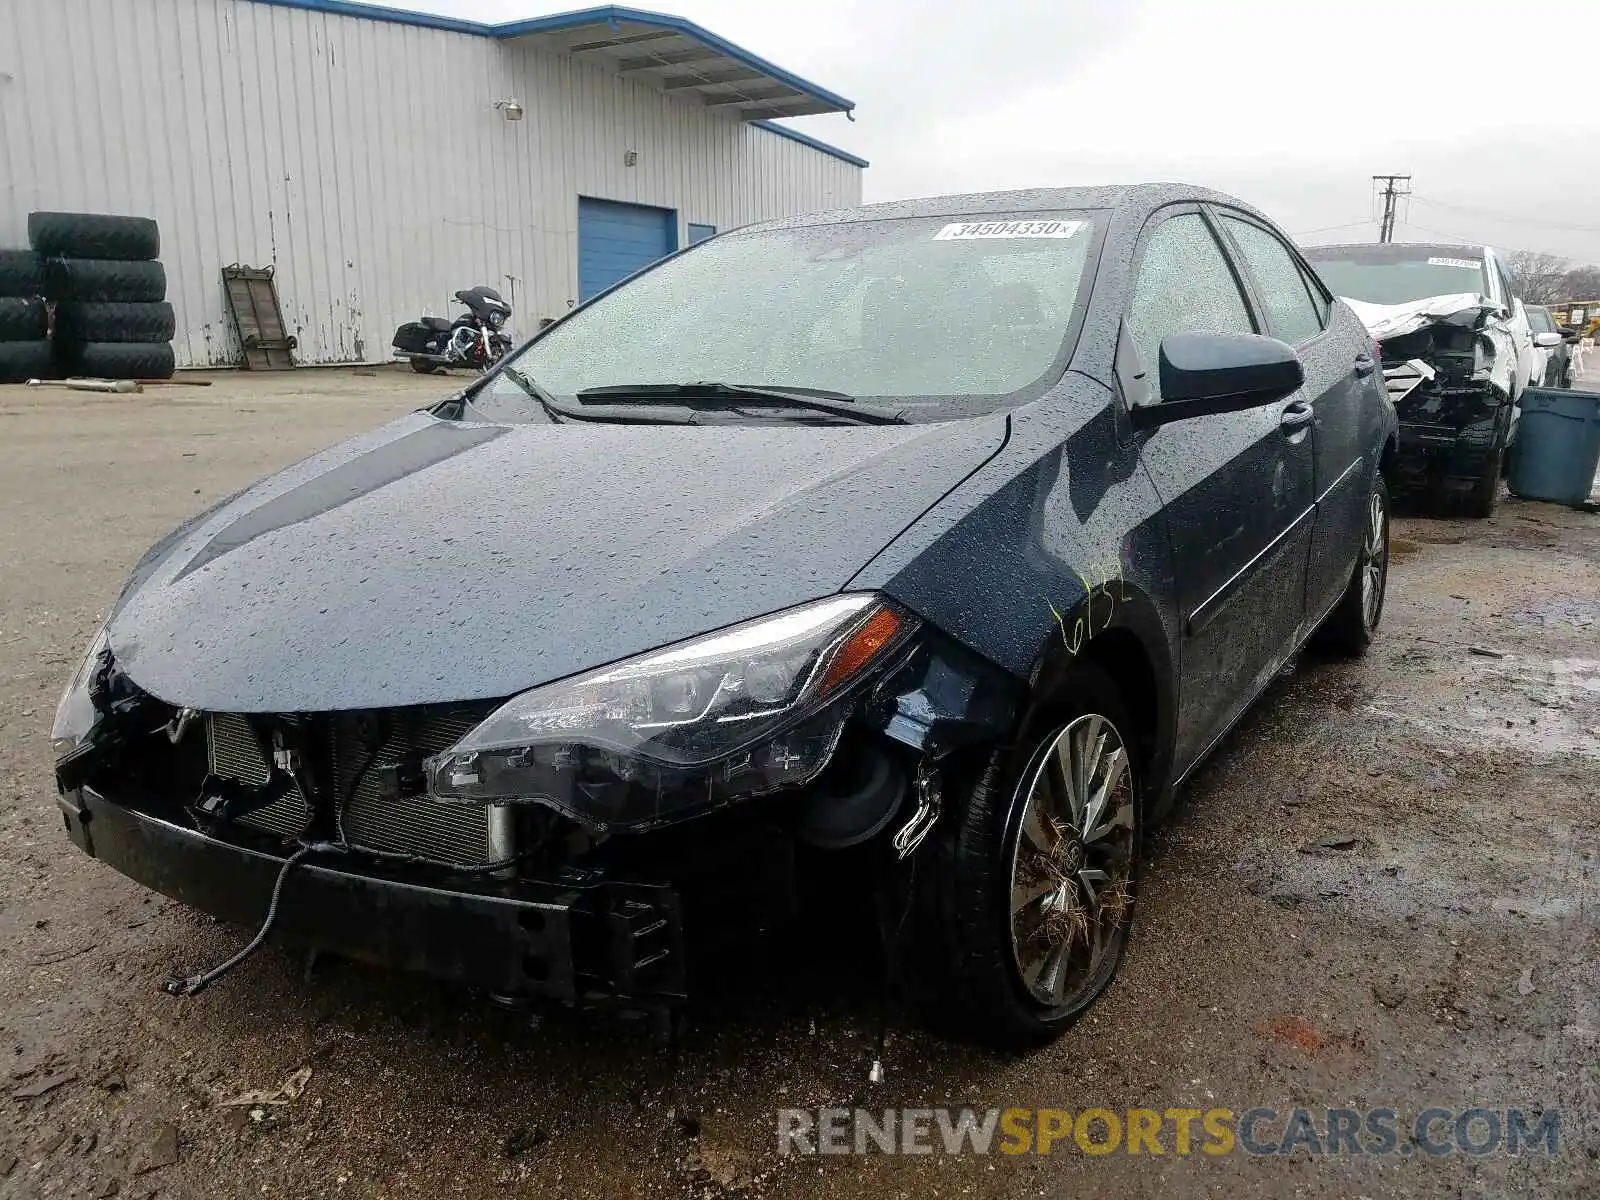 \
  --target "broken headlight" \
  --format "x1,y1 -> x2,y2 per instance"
50,625 -> 110,758
427,594 -> 917,832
